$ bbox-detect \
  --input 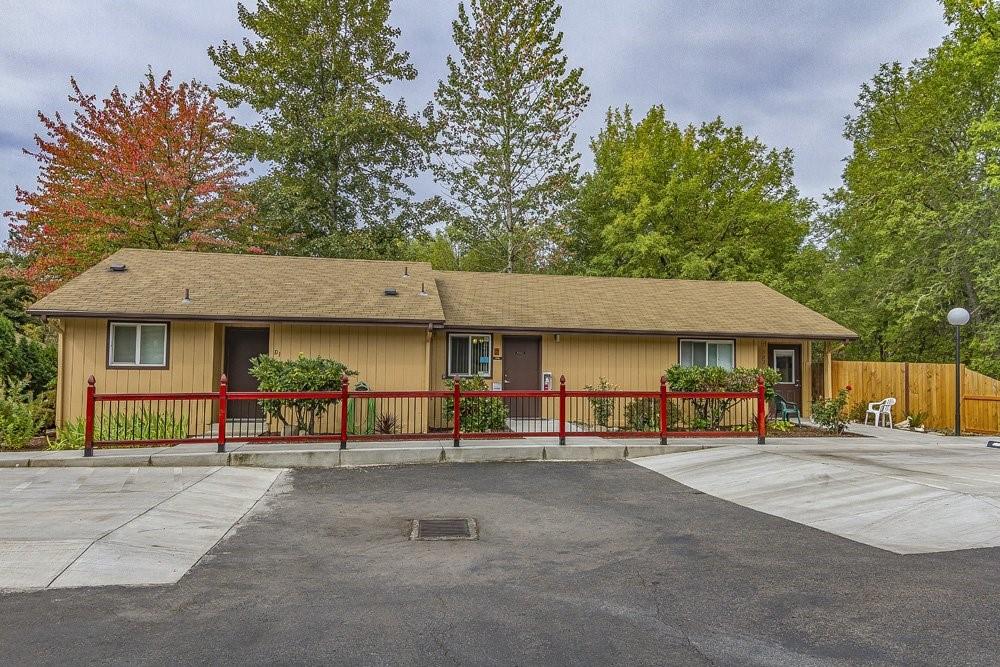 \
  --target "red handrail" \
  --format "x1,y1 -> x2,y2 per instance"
81,374 -> 770,454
